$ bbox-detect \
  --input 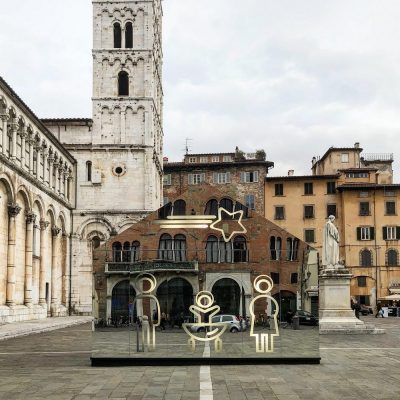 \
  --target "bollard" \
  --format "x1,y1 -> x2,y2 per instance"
292,315 -> 300,330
